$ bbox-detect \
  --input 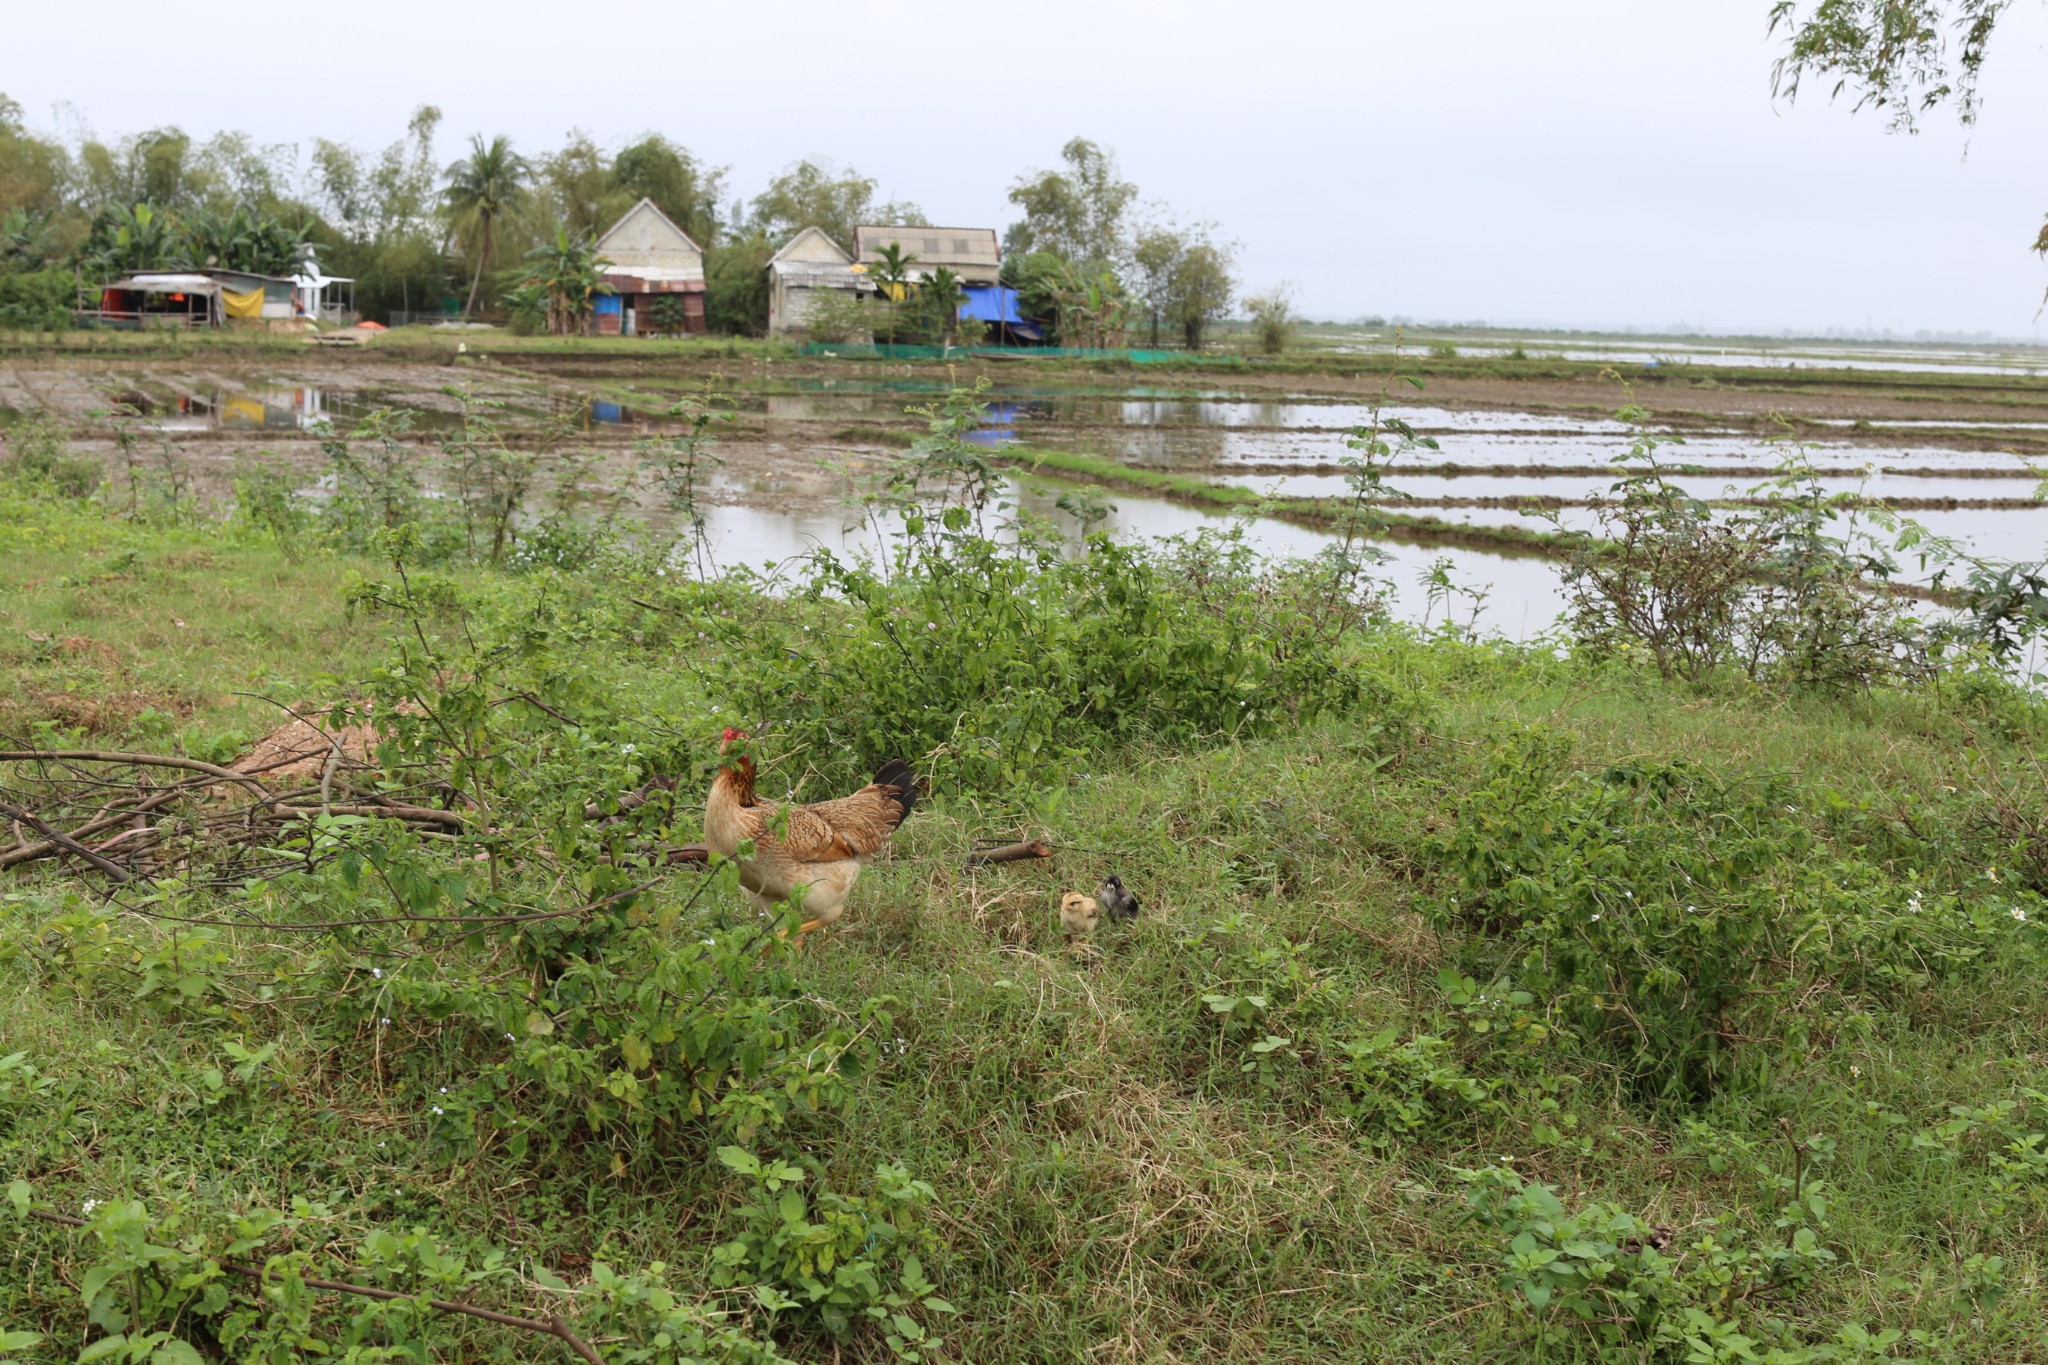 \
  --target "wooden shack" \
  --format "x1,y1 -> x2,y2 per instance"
592,198 -> 707,335
766,227 -> 876,336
